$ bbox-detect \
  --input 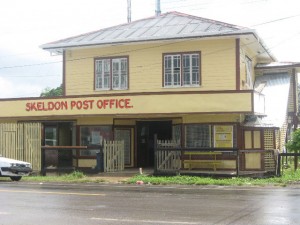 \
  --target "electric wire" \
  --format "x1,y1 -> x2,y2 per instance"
0,0 -> 299,76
